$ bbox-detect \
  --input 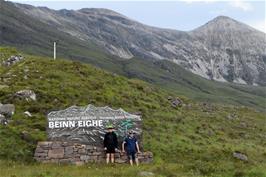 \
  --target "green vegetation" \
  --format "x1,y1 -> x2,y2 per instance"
1,161 -> 266,177
0,47 -> 266,177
